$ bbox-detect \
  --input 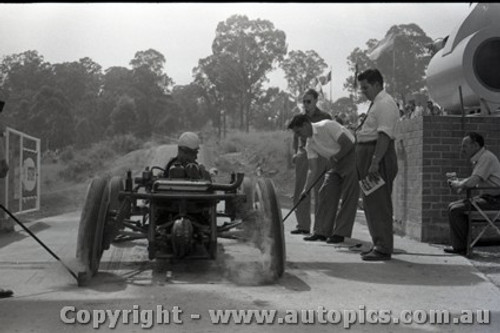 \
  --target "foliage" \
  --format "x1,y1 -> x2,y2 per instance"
252,88 -> 297,131
109,134 -> 143,154
59,146 -> 75,163
345,23 -> 433,104
195,14 -> 287,132
281,50 -> 328,98
0,19 -> 438,154
331,97 -> 359,126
